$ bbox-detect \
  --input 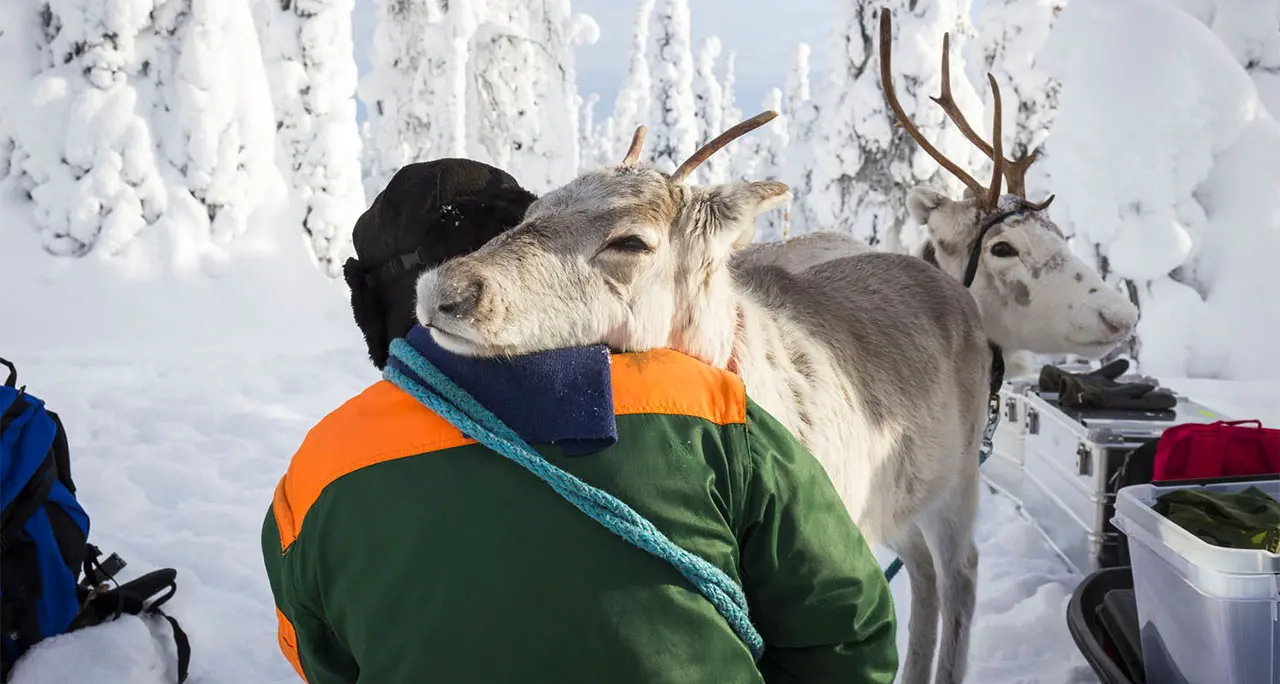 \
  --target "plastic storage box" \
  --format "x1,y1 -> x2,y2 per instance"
1112,478 -> 1280,684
